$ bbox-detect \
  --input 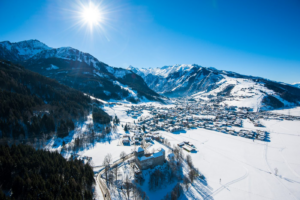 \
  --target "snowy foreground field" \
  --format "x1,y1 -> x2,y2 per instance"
75,104 -> 300,200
